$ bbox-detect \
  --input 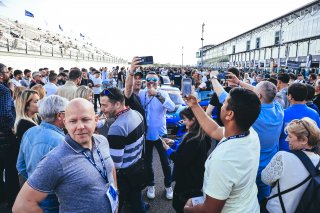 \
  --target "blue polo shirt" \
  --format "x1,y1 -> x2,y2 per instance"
279,104 -> 320,151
